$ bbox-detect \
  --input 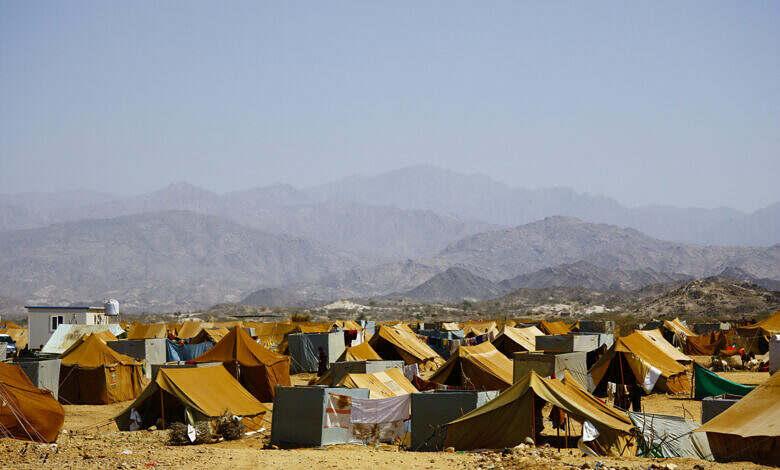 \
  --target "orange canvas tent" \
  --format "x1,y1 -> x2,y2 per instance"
0,362 -> 64,442
192,327 -> 291,402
